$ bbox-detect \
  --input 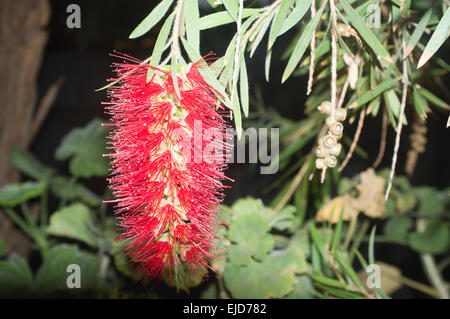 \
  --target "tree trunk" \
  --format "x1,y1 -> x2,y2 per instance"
0,0 -> 50,256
